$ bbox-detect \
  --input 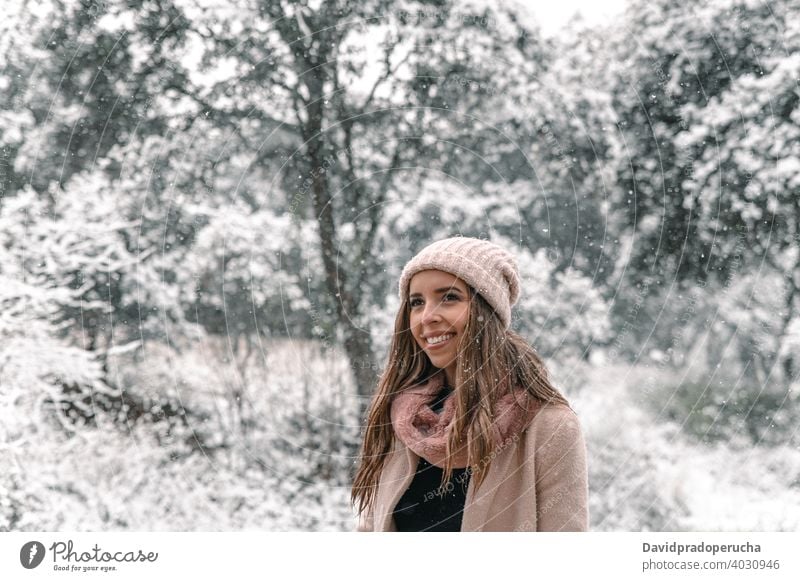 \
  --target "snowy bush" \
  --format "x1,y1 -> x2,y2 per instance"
578,364 -> 800,531
513,243 -> 611,363
576,365 -> 692,531
0,260 -> 110,530
635,268 -> 800,447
